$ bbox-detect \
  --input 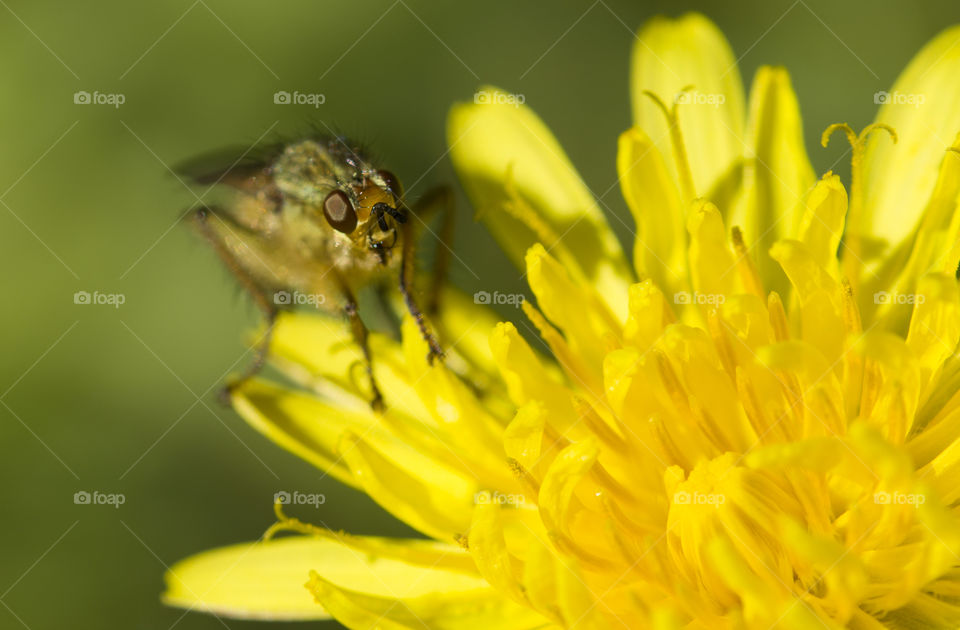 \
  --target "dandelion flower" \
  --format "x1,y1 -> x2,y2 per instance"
164,13 -> 960,629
